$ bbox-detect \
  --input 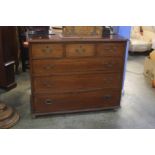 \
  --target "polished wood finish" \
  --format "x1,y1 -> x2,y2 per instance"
33,73 -> 122,94
28,34 -> 127,43
32,58 -> 123,76
28,34 -> 127,117
33,89 -> 120,113
0,27 -> 17,90
97,43 -> 125,57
